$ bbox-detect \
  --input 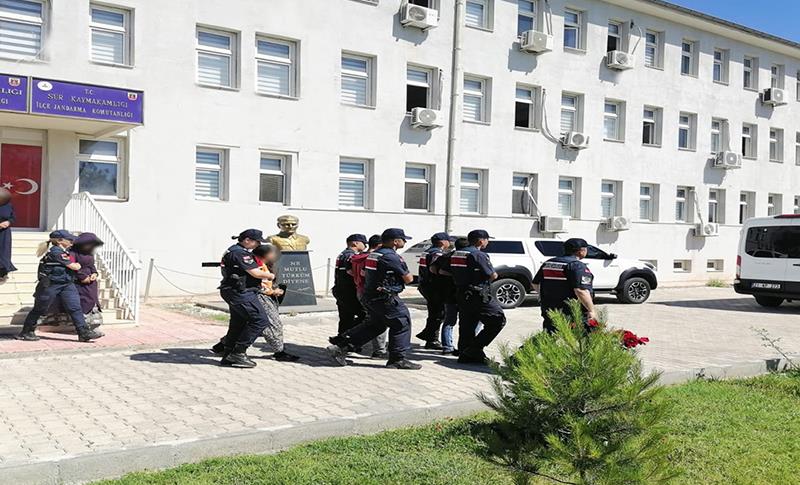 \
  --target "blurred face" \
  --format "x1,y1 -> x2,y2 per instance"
241,238 -> 260,250
56,238 -> 73,248
476,238 -> 489,249
351,241 -> 366,252
576,247 -> 588,259
395,238 -> 407,249
441,240 -> 451,250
